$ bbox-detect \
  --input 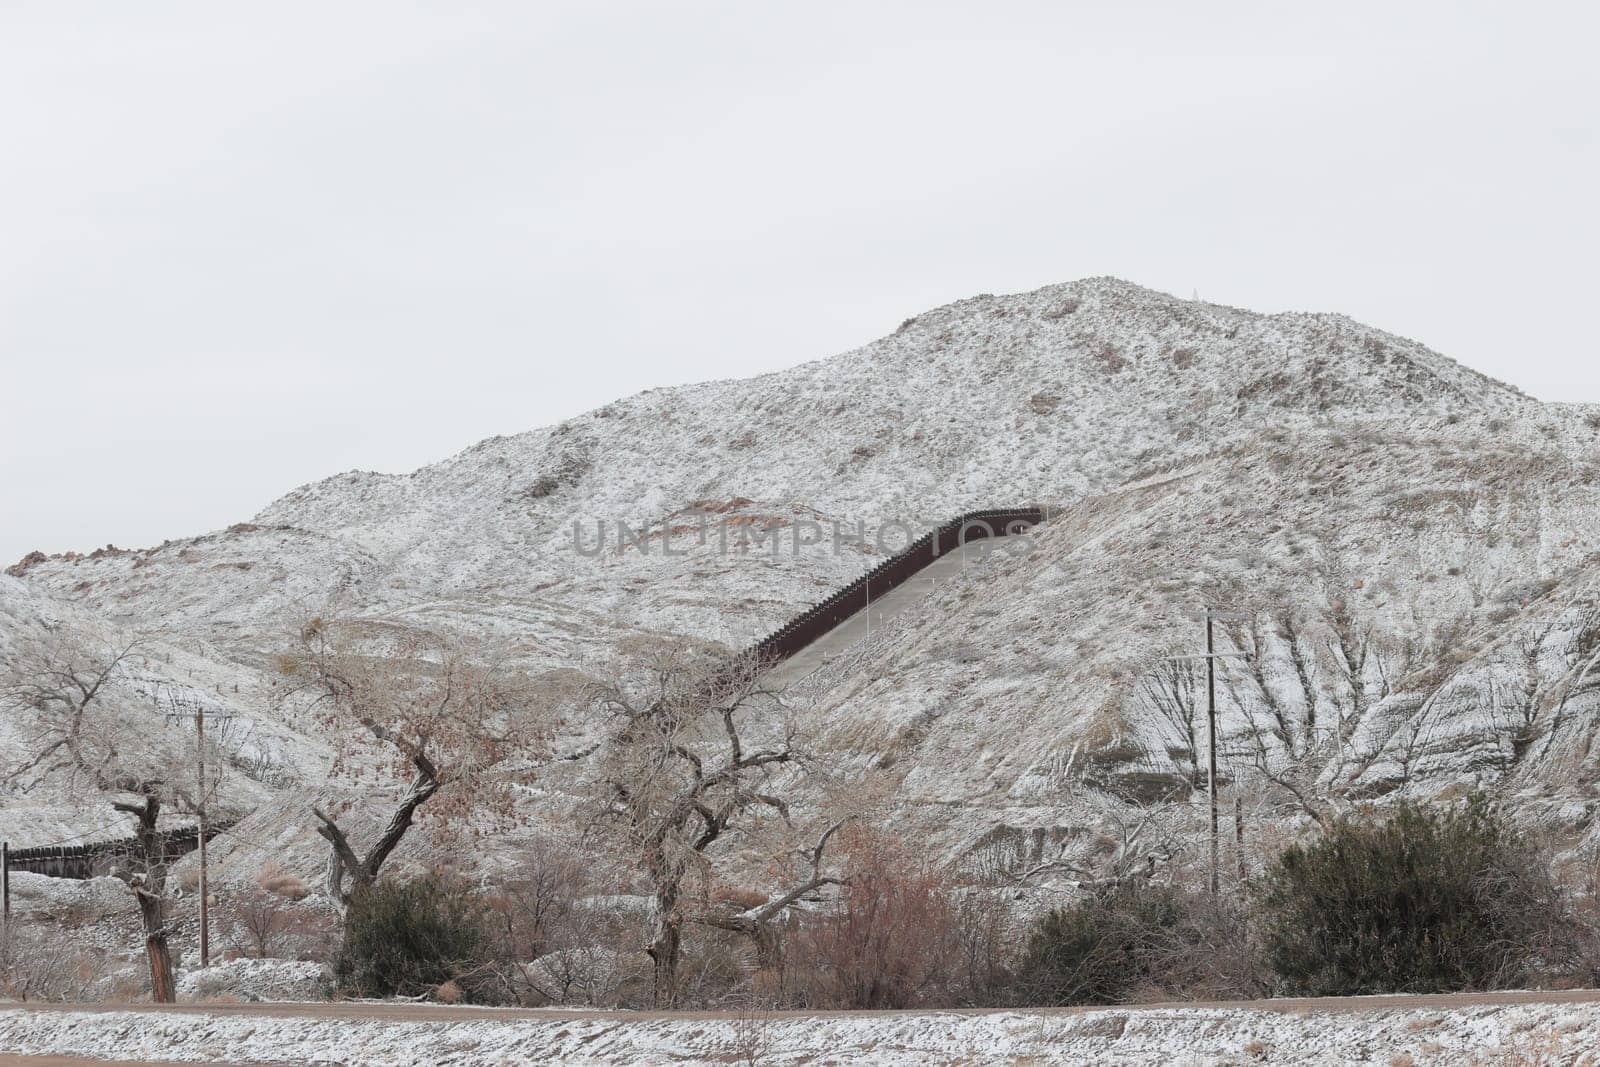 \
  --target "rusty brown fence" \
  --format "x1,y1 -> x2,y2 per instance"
4,822 -> 227,880
736,505 -> 1050,667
